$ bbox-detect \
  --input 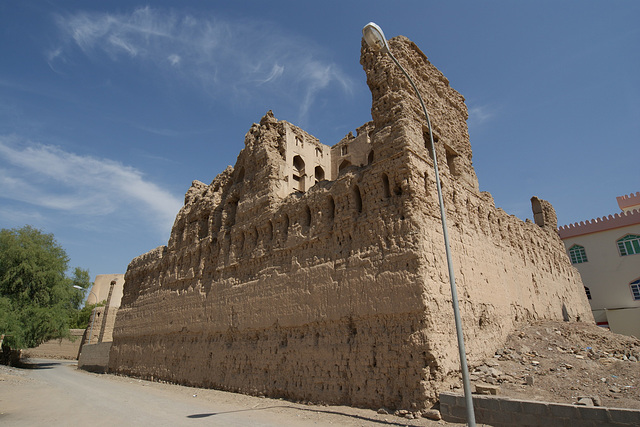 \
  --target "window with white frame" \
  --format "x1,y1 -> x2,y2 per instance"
568,244 -> 588,264
631,279 -> 640,301
617,234 -> 640,256
584,286 -> 592,300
